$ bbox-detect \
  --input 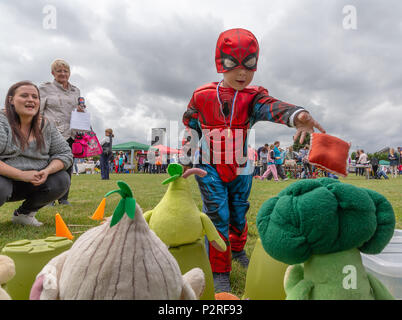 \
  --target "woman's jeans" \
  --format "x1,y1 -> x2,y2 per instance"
0,171 -> 70,214
100,153 -> 111,179
390,165 -> 398,178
